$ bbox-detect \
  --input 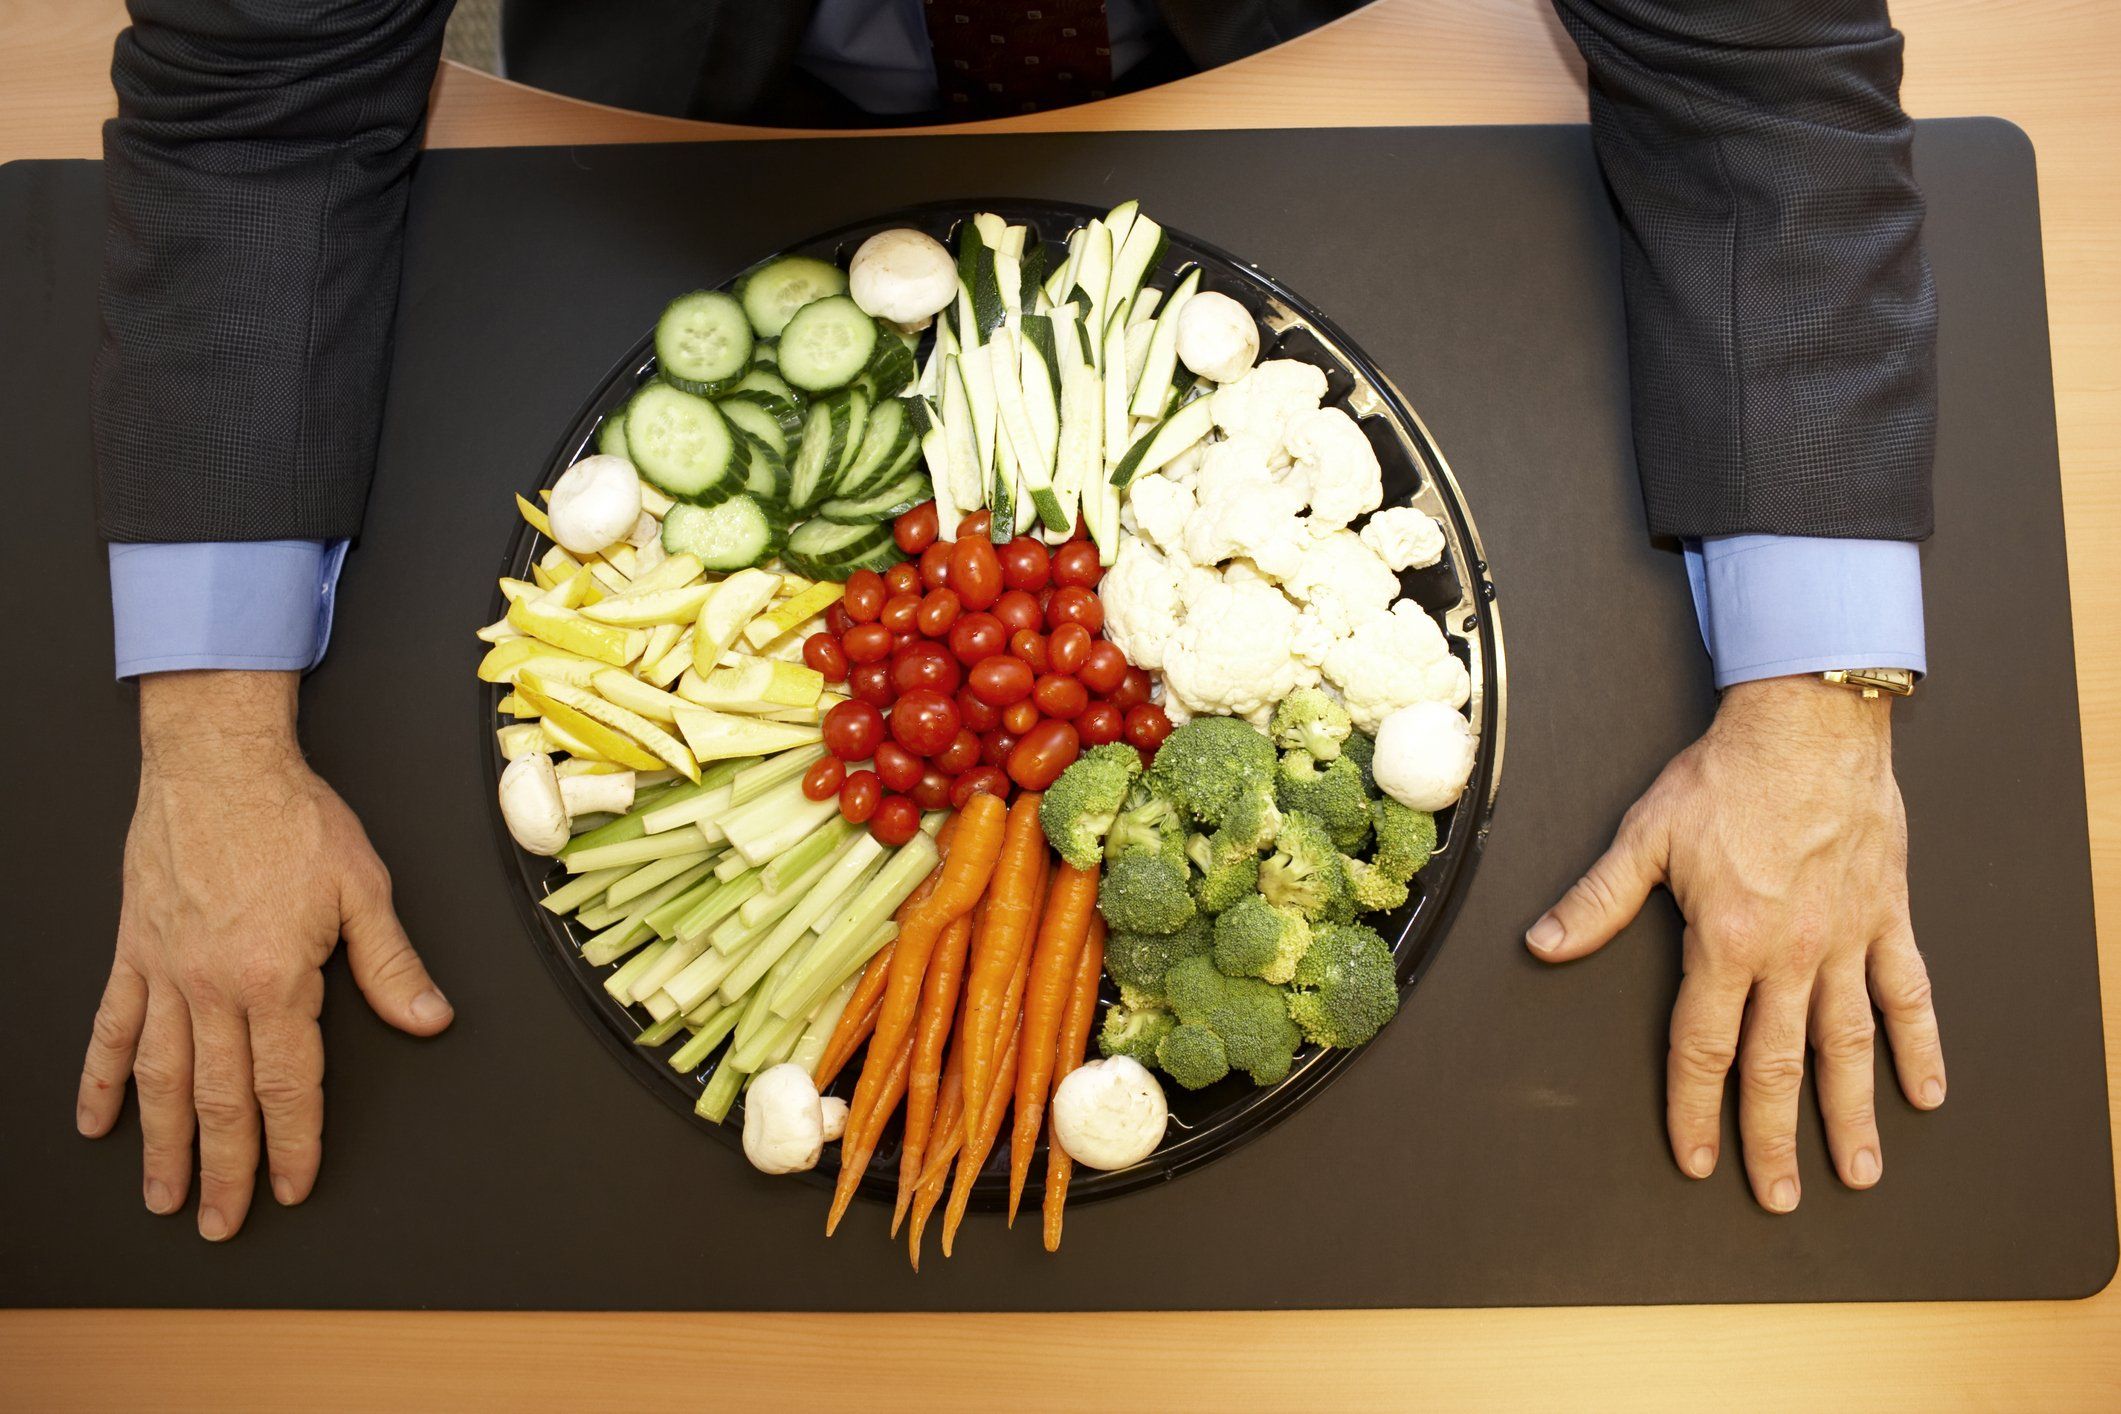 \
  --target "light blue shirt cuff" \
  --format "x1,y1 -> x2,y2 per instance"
109,540 -> 348,679
1684,534 -> 1927,691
